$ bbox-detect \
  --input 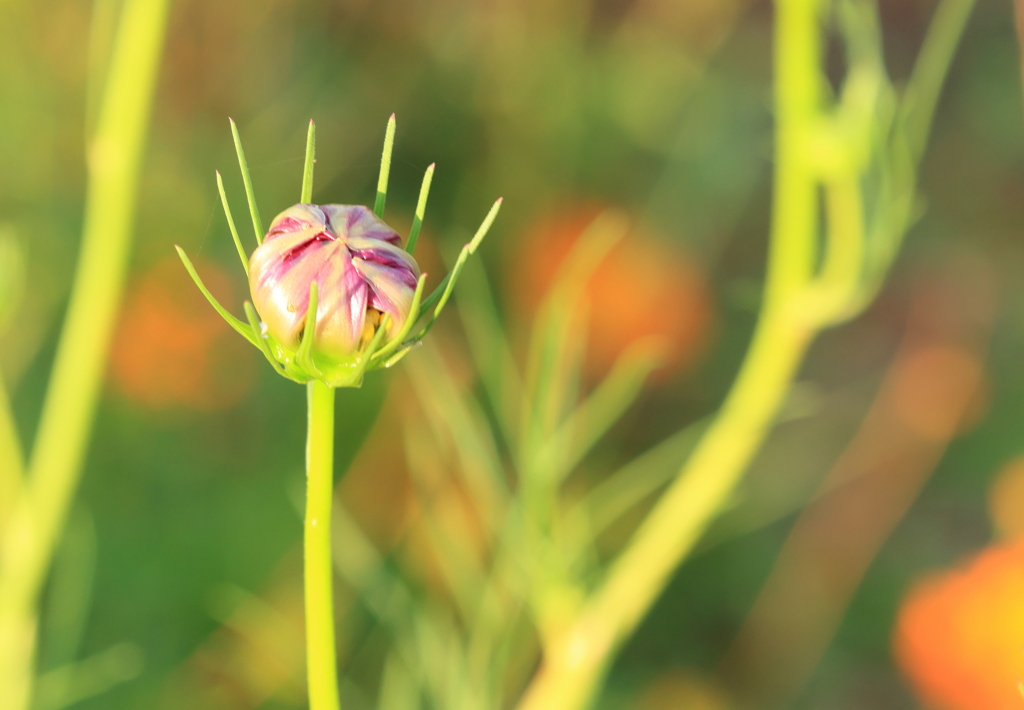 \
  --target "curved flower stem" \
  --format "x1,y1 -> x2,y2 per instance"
515,0 -> 825,695
516,313 -> 812,710
513,0 -> 974,707
305,379 -> 341,710
0,1 -> 170,708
